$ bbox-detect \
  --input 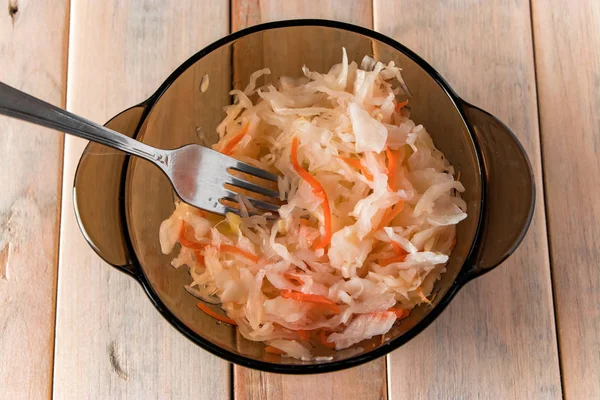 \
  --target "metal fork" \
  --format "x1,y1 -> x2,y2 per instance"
0,82 -> 280,215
